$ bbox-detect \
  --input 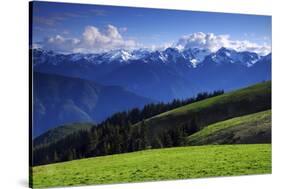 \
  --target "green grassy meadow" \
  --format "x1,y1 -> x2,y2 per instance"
32,144 -> 271,188
186,110 -> 271,145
